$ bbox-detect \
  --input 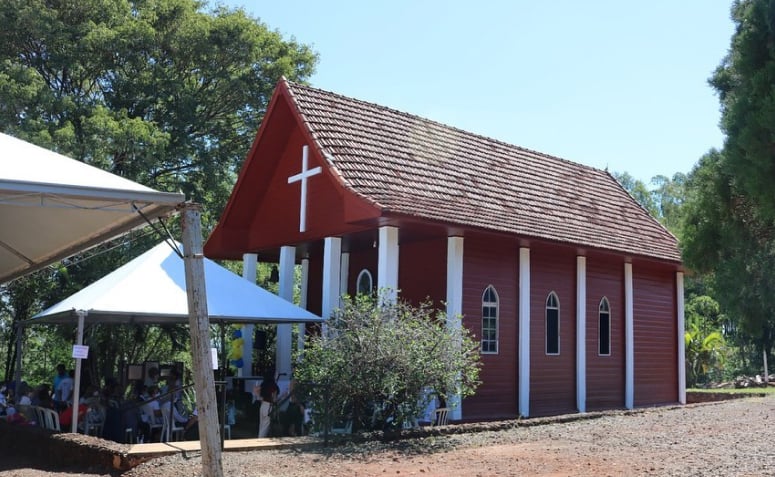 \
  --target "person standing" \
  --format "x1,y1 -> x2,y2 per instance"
52,364 -> 66,396
54,369 -> 74,411
253,373 -> 278,438
144,367 -> 160,388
